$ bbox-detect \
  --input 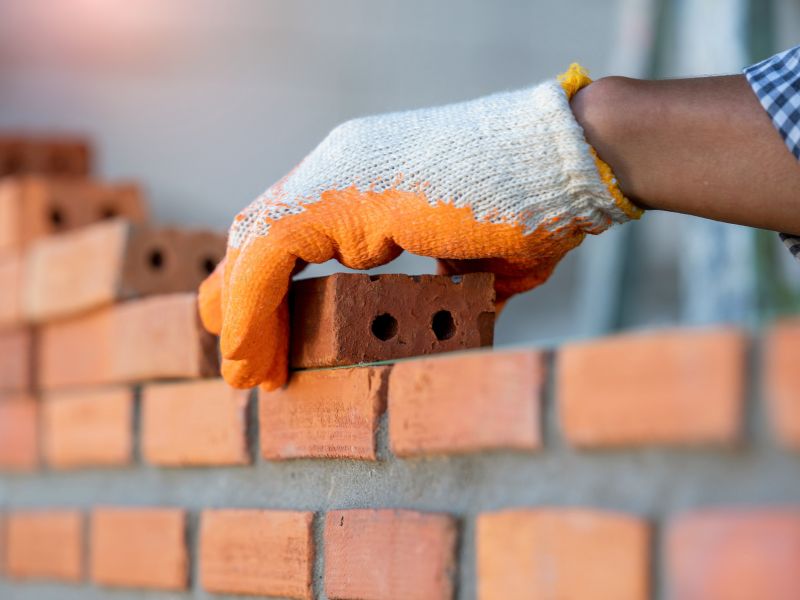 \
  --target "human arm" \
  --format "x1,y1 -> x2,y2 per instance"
571,74 -> 800,234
